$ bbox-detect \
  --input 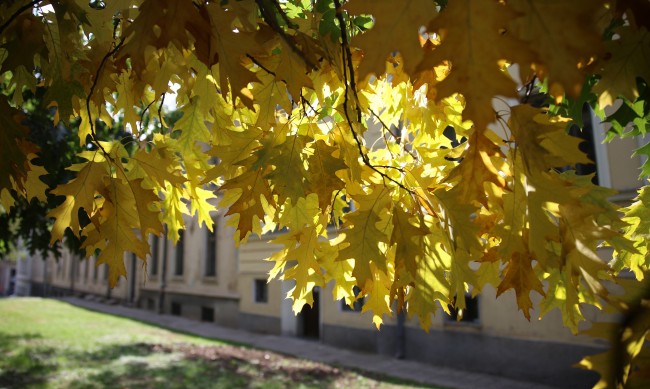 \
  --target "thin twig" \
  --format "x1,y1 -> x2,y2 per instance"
139,98 -> 158,134
158,93 -> 166,133
246,54 -> 276,76
255,0 -> 317,70
0,0 -> 41,36
368,107 -> 418,160
332,0 -> 412,194
86,37 -> 125,155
